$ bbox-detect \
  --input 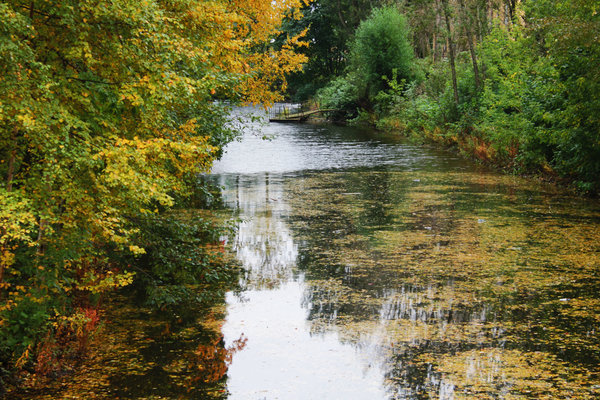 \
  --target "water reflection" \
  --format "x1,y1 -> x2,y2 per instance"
216,173 -> 297,289
223,281 -> 388,399
212,109 -> 600,399
288,170 -> 600,398
217,169 -> 389,398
